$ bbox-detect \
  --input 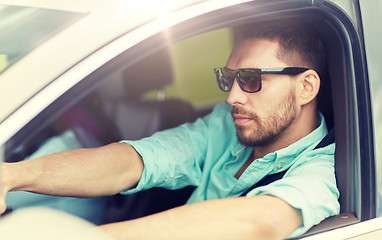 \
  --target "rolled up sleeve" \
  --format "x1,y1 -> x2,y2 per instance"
247,143 -> 340,238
